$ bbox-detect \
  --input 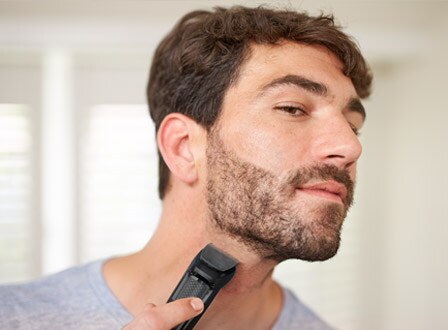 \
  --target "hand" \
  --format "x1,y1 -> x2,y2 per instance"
122,297 -> 204,330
